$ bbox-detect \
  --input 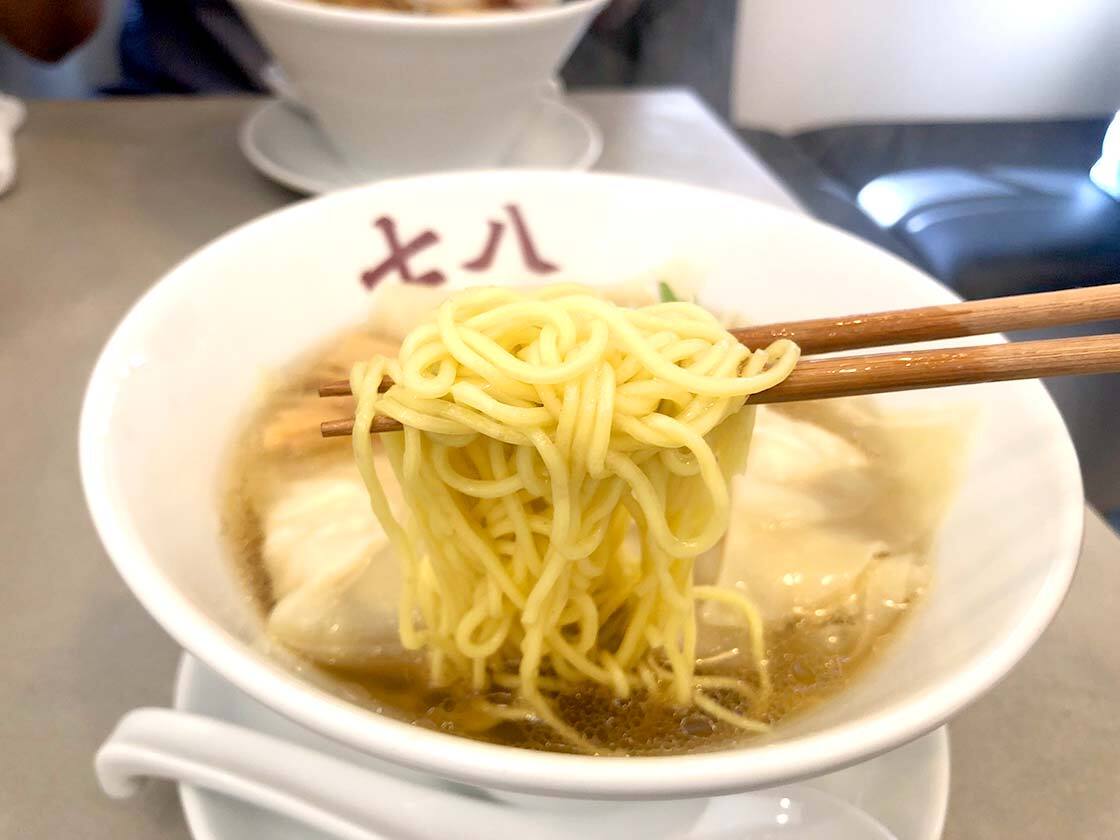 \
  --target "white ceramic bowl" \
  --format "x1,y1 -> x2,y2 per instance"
232,0 -> 609,176
80,171 -> 1083,799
